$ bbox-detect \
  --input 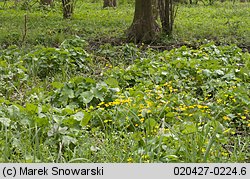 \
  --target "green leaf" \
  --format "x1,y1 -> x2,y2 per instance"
80,112 -> 91,127
0,117 -> 11,127
85,77 -> 96,84
181,122 -> 197,134
166,112 -> 175,118
51,82 -> 64,89
35,116 -> 49,126
105,77 -> 119,87
26,103 -> 38,114
62,135 -> 77,146
80,91 -> 93,104
73,111 -> 84,121
91,88 -> 104,101
145,118 -> 157,132
62,87 -> 74,99
214,70 -> 224,76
